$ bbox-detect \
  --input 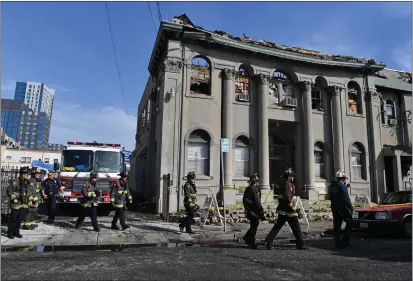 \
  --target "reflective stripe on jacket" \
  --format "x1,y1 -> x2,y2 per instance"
110,180 -> 132,208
